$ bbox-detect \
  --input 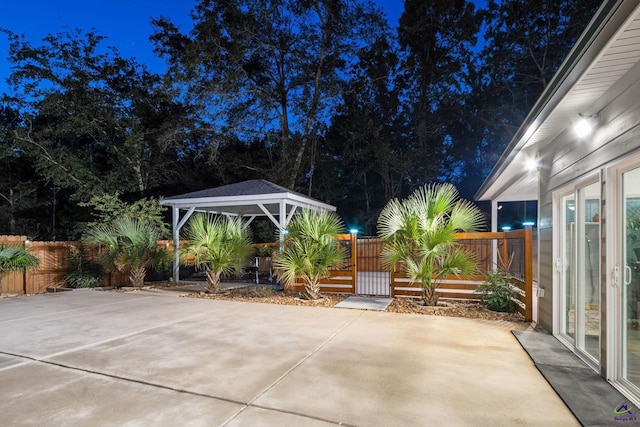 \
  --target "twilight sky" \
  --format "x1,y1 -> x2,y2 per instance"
0,0 -> 412,90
